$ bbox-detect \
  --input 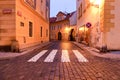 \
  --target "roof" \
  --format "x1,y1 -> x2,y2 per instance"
56,11 -> 67,16
50,17 -> 57,23
50,11 -> 76,23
